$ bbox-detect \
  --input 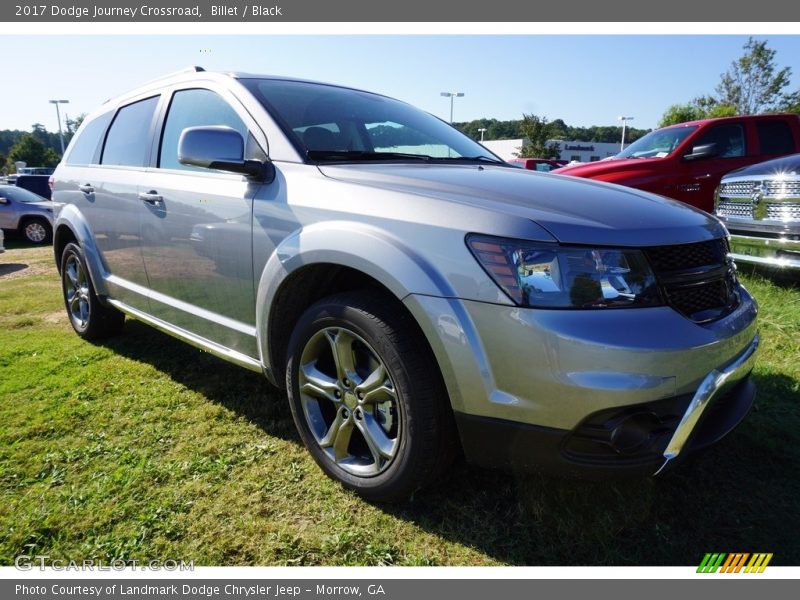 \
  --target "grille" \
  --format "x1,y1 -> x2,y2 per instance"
719,181 -> 756,197
663,279 -> 731,318
644,239 -> 737,323
765,180 -> 800,197
716,201 -> 753,219
644,239 -> 729,272
720,179 -> 800,200
765,203 -> 800,220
